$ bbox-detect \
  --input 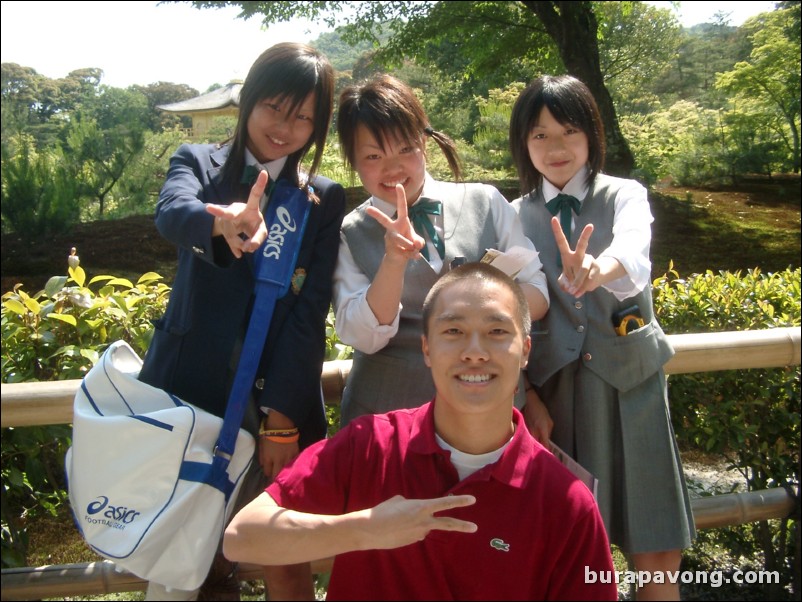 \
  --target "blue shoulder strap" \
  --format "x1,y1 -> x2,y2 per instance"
213,180 -> 312,473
